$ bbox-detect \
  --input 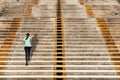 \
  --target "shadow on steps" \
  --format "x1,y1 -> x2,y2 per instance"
30,34 -> 39,61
